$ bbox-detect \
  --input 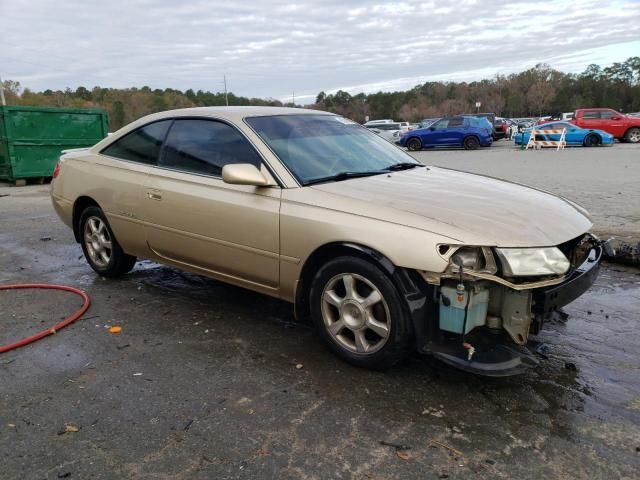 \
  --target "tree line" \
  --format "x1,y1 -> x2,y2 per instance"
2,57 -> 639,130
0,82 -> 286,131
313,57 -> 640,122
